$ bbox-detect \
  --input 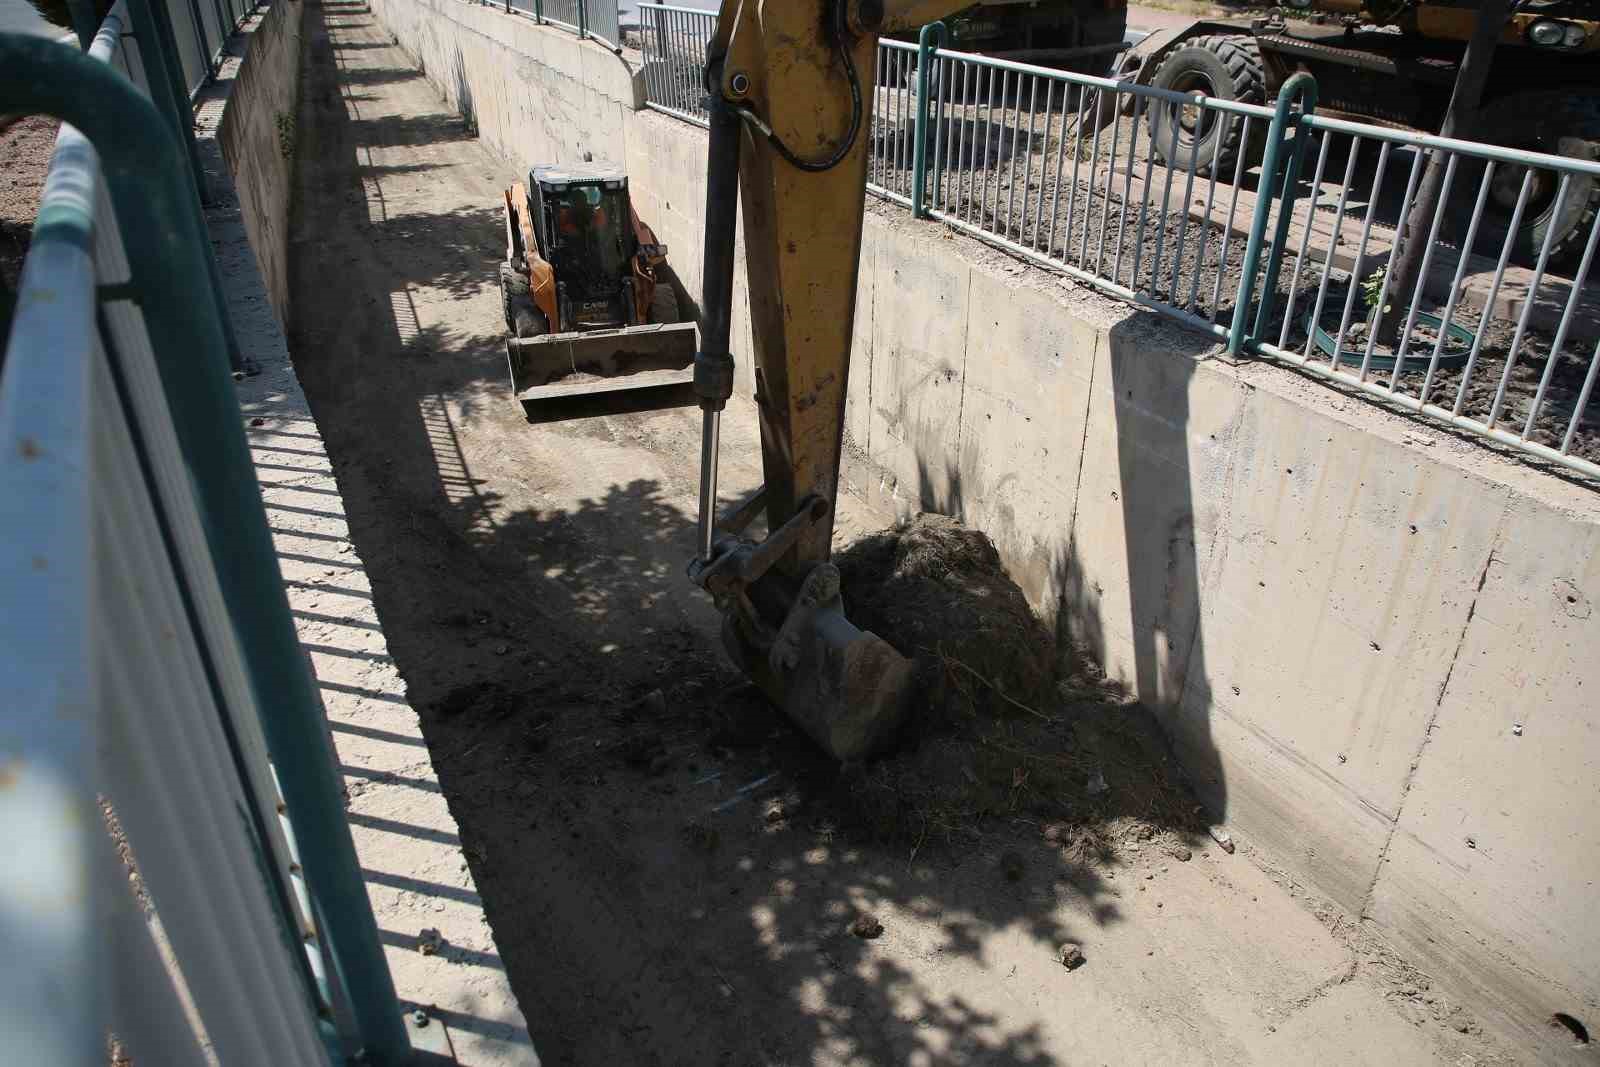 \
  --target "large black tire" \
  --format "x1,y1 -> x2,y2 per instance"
648,276 -> 680,325
1454,91 -> 1600,269
498,261 -> 547,339
1146,35 -> 1265,177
